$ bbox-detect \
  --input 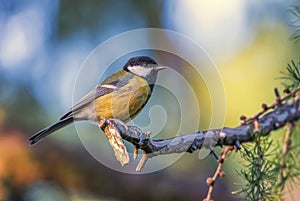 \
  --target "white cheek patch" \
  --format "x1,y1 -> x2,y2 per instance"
128,65 -> 153,77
